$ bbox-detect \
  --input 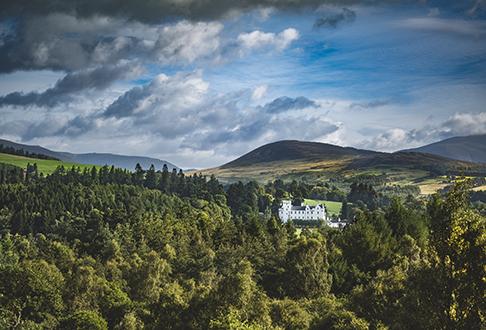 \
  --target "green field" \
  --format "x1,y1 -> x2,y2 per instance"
304,198 -> 342,216
0,152 -> 99,174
